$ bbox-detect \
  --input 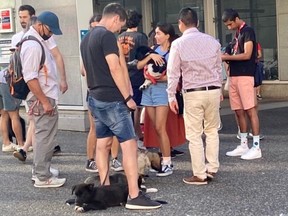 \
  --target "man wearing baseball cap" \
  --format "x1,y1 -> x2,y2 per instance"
20,11 -> 66,188
37,11 -> 63,35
